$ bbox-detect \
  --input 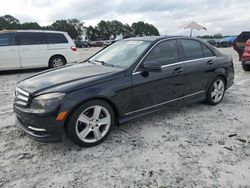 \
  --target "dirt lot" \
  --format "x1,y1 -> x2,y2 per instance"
0,47 -> 250,188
